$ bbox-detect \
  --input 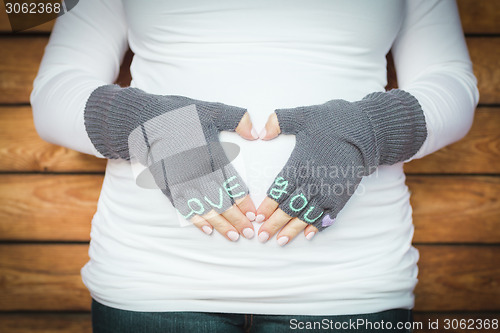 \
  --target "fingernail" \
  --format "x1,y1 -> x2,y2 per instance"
258,231 -> 269,243
277,236 -> 289,246
255,214 -> 266,223
242,228 -> 255,239
202,226 -> 213,235
246,212 -> 256,221
251,128 -> 259,139
258,128 -> 267,140
227,230 -> 240,241
306,232 -> 316,240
